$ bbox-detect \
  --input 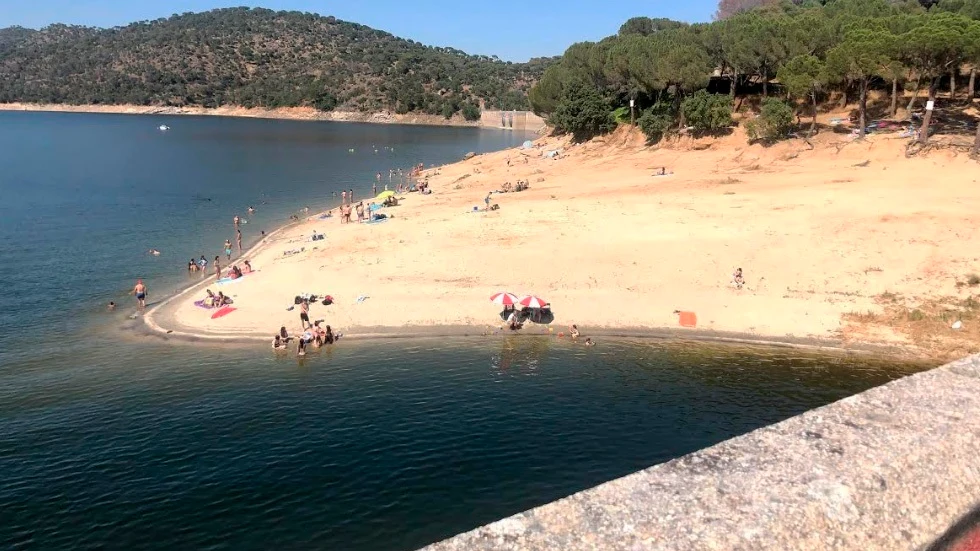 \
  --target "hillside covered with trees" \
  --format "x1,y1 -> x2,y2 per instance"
530,0 -> 980,149
0,8 -> 556,119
